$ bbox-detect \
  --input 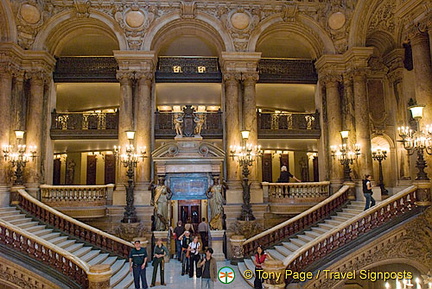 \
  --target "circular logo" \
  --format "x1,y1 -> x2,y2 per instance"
218,266 -> 235,284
